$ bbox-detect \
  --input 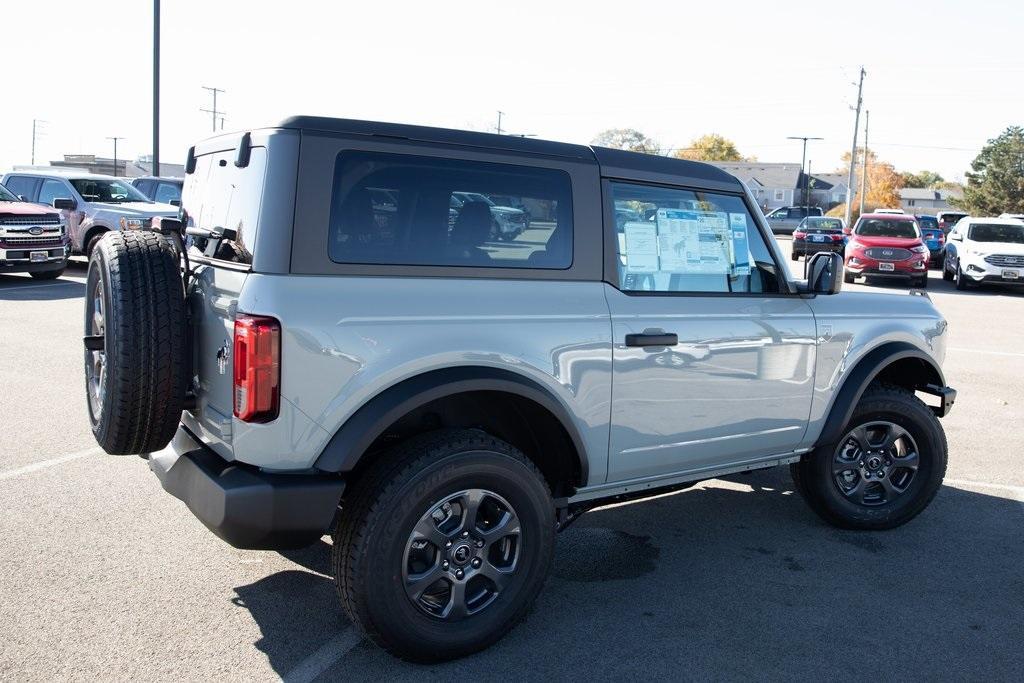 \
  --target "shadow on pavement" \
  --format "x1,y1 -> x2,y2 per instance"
0,275 -> 84,301
233,468 -> 1023,680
